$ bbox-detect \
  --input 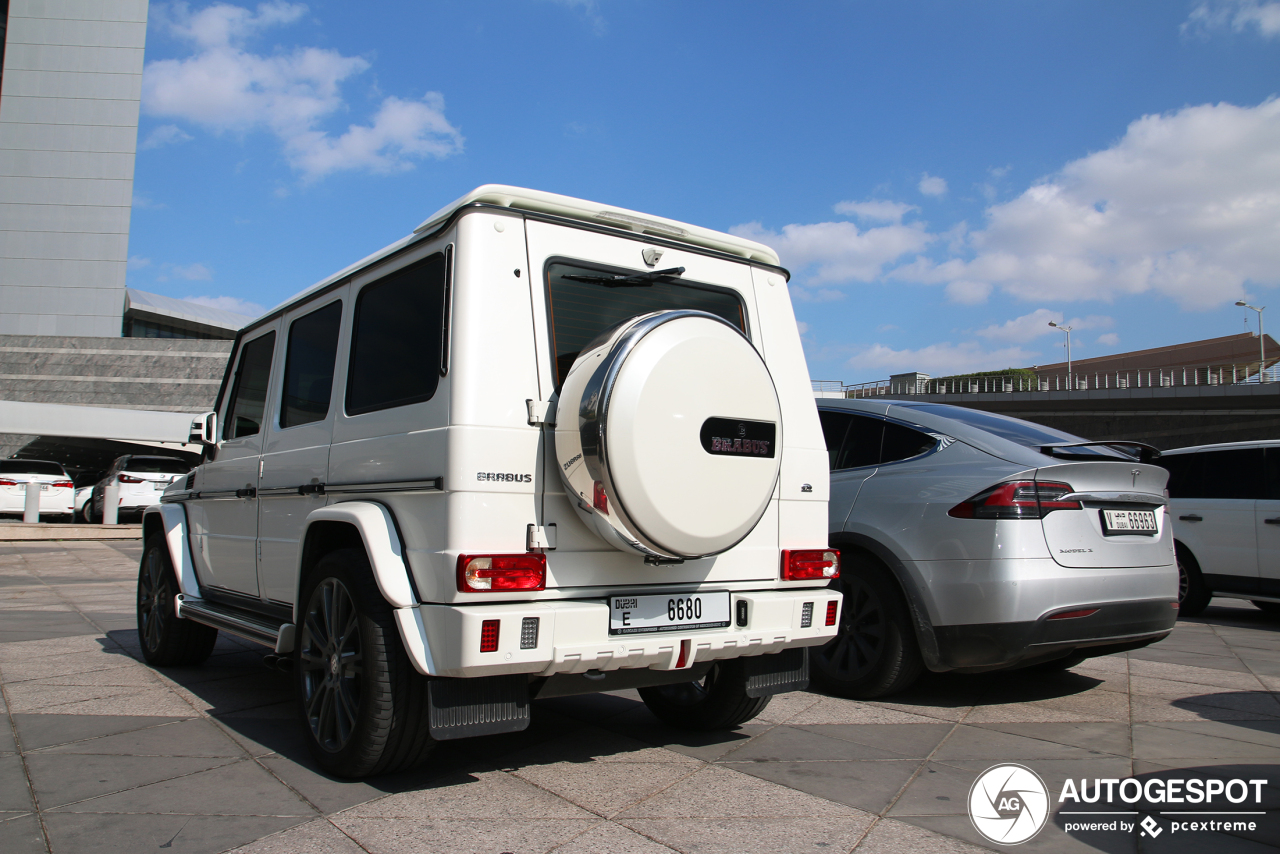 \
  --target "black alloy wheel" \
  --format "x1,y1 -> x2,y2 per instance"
638,658 -> 770,730
137,543 -> 169,654
299,577 -> 364,754
135,535 -> 217,667
817,573 -> 886,682
1175,544 -> 1210,617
